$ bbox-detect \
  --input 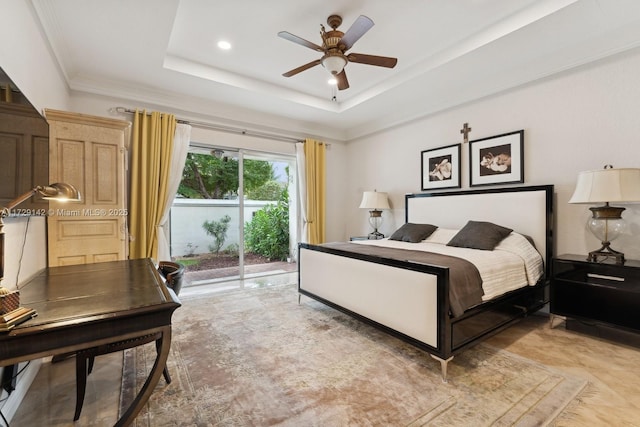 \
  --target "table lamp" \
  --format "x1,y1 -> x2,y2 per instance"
0,183 -> 81,330
359,190 -> 390,239
569,165 -> 640,264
